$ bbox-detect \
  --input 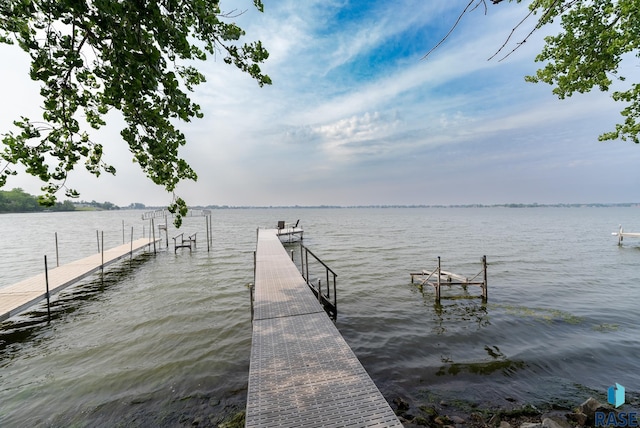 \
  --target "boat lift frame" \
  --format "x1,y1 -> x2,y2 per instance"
410,256 -> 487,302
612,225 -> 640,246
